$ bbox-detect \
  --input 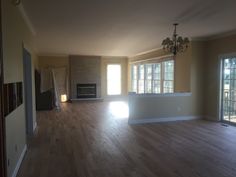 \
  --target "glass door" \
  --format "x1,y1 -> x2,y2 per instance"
222,58 -> 236,123
107,64 -> 121,95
